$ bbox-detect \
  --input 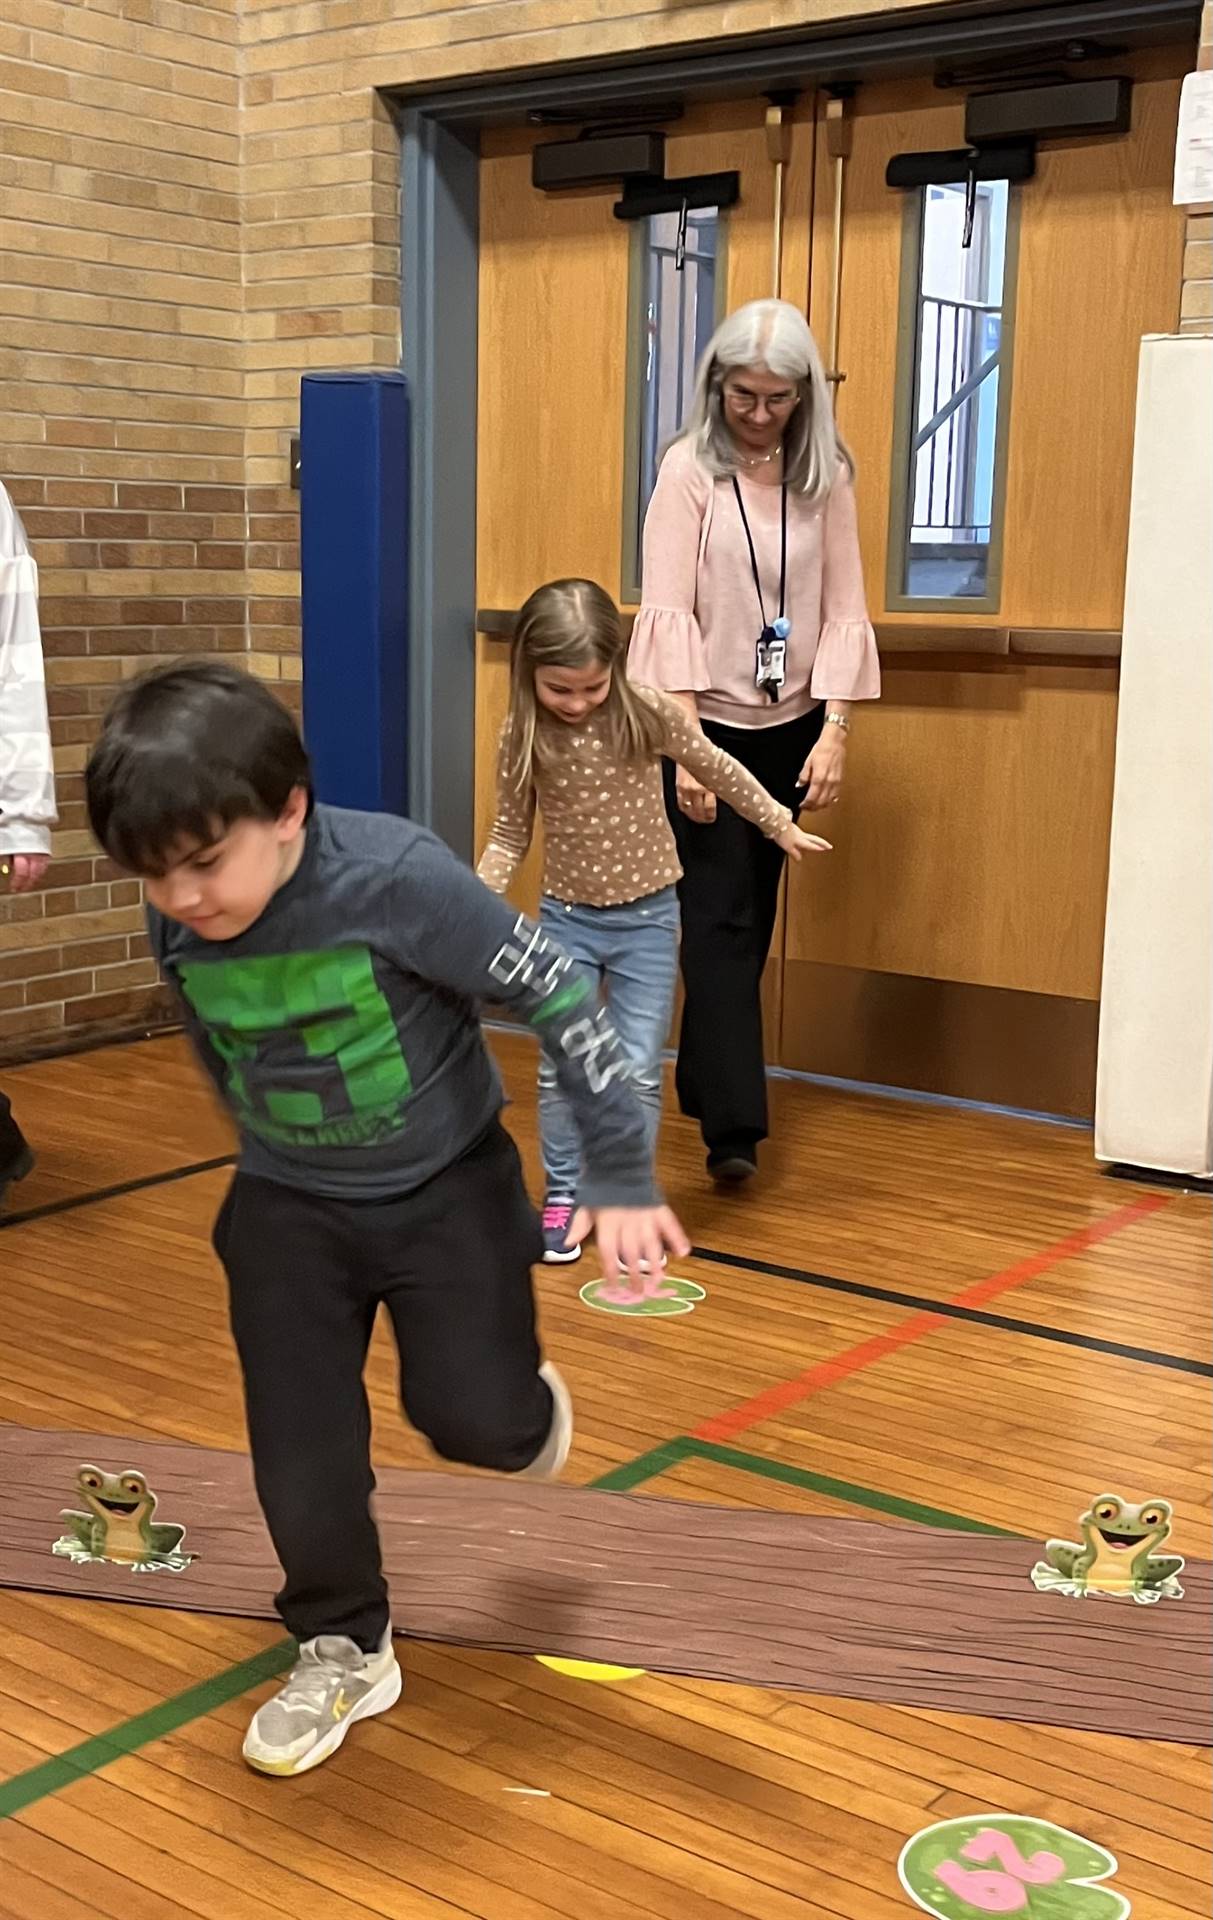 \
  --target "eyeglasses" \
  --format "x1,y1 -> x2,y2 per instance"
721,383 -> 799,415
